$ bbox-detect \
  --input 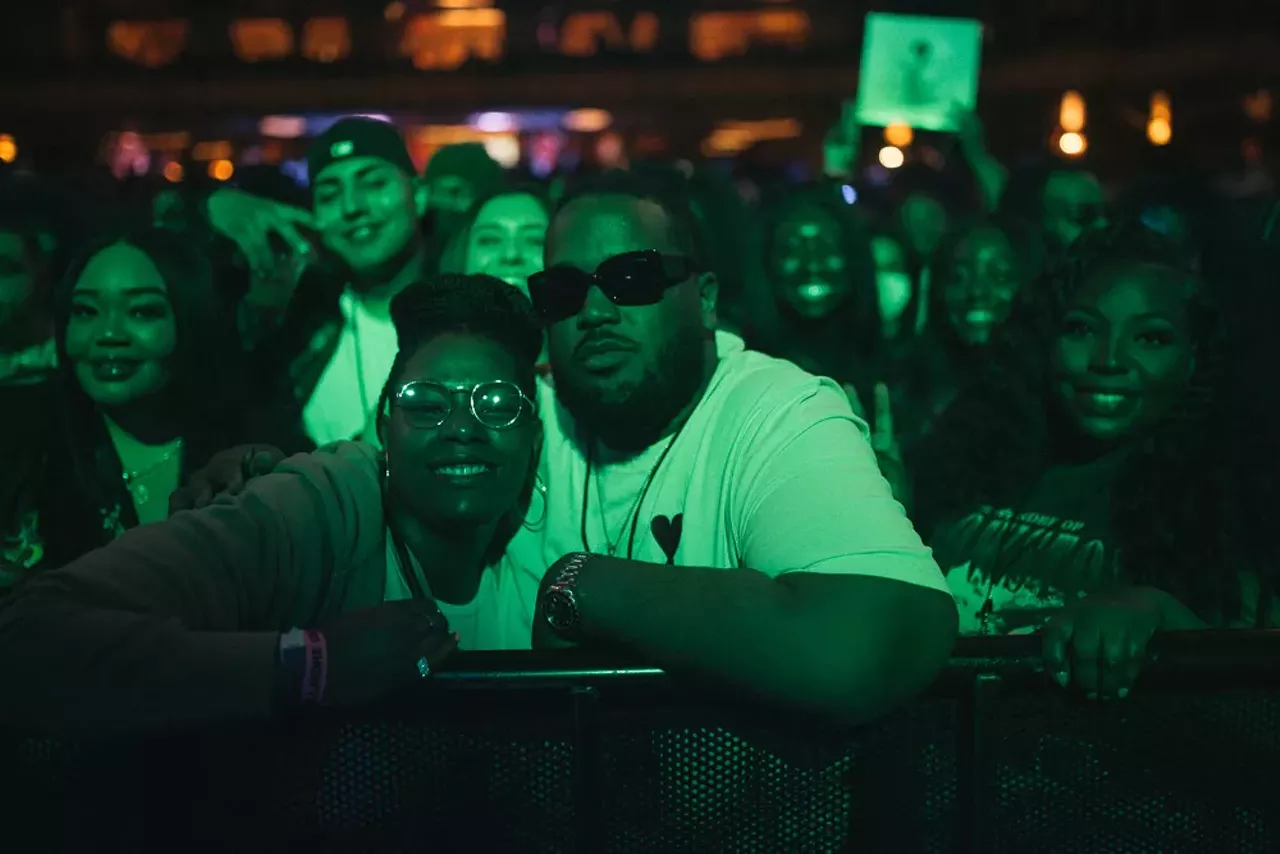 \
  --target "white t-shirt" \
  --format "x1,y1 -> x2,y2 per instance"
506,348 -> 949,594
382,545 -> 537,651
302,291 -> 399,447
